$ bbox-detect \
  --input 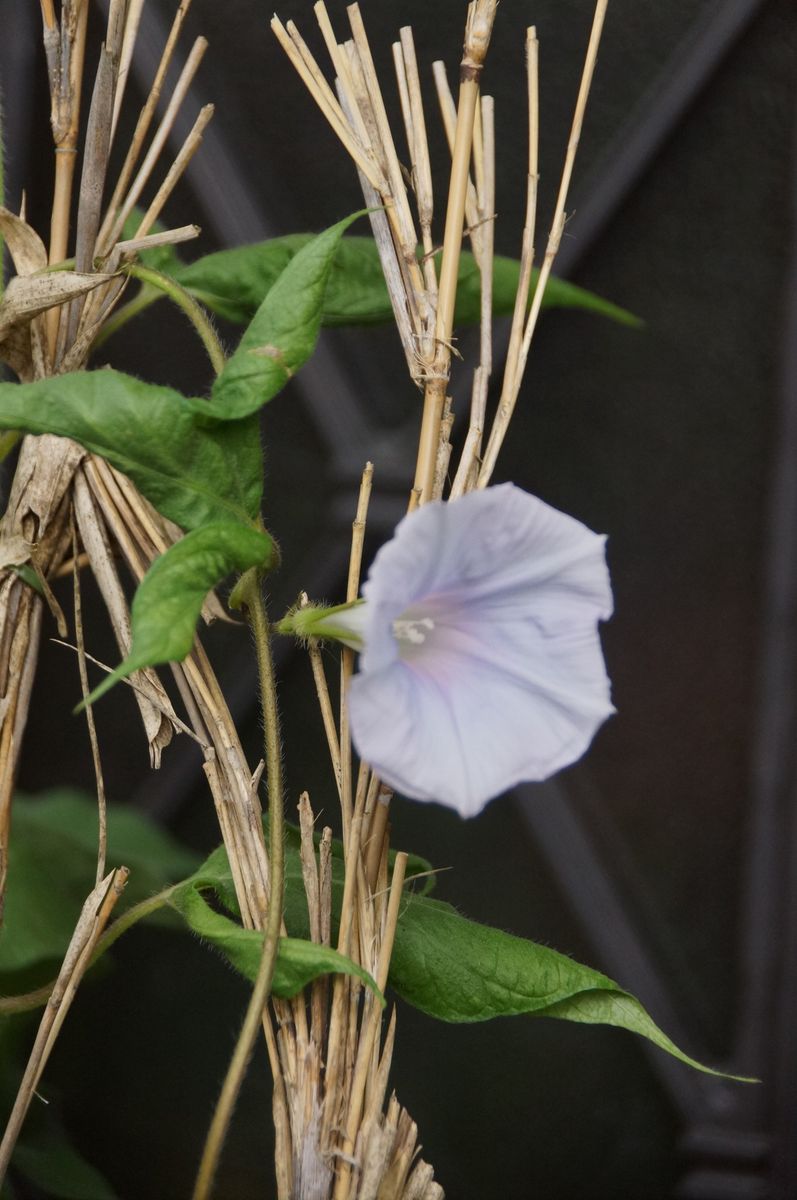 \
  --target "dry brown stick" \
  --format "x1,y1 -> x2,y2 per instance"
390,35 -> 435,368
313,2 -> 372,155
70,519 -> 108,884
177,648 -> 286,1100
70,468 -> 178,765
298,793 -> 325,1034
283,9 -> 429,380
110,0 -> 147,144
338,460 -> 374,847
399,26 -> 437,304
431,60 -> 480,259
44,0 -> 90,358
97,0 -> 196,253
0,866 -> 128,1182
75,0 -> 127,273
319,828 -> 333,947
0,436 -> 83,919
347,461 -> 373,603
475,94 -> 495,389
347,5 -> 421,279
100,222 -> 200,272
307,638 -> 343,800
46,0 -> 90,262
103,36 -> 209,251
320,798 -> 366,1145
354,758 -> 370,825
134,103 -> 215,239
479,1 -> 608,486
333,852 -> 407,1200
413,1 -> 498,506
63,0 -> 127,356
339,48 -> 426,381
450,92 -> 495,499
345,16 -> 431,363
501,27 -> 539,407
80,101 -> 212,353
52,549 -> 90,578
360,1005 -> 396,1133
365,785 -> 391,893
271,15 -> 384,191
